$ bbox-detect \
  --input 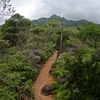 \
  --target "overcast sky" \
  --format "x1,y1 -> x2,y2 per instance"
0,0 -> 100,24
